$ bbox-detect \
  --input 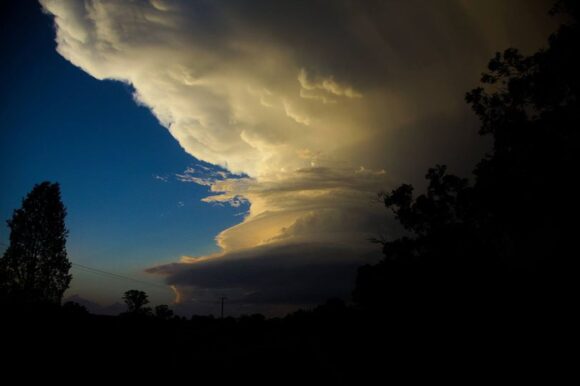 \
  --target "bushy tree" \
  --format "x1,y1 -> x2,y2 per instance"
123,289 -> 151,315
354,1 -> 579,312
0,182 -> 72,304
154,304 -> 174,319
